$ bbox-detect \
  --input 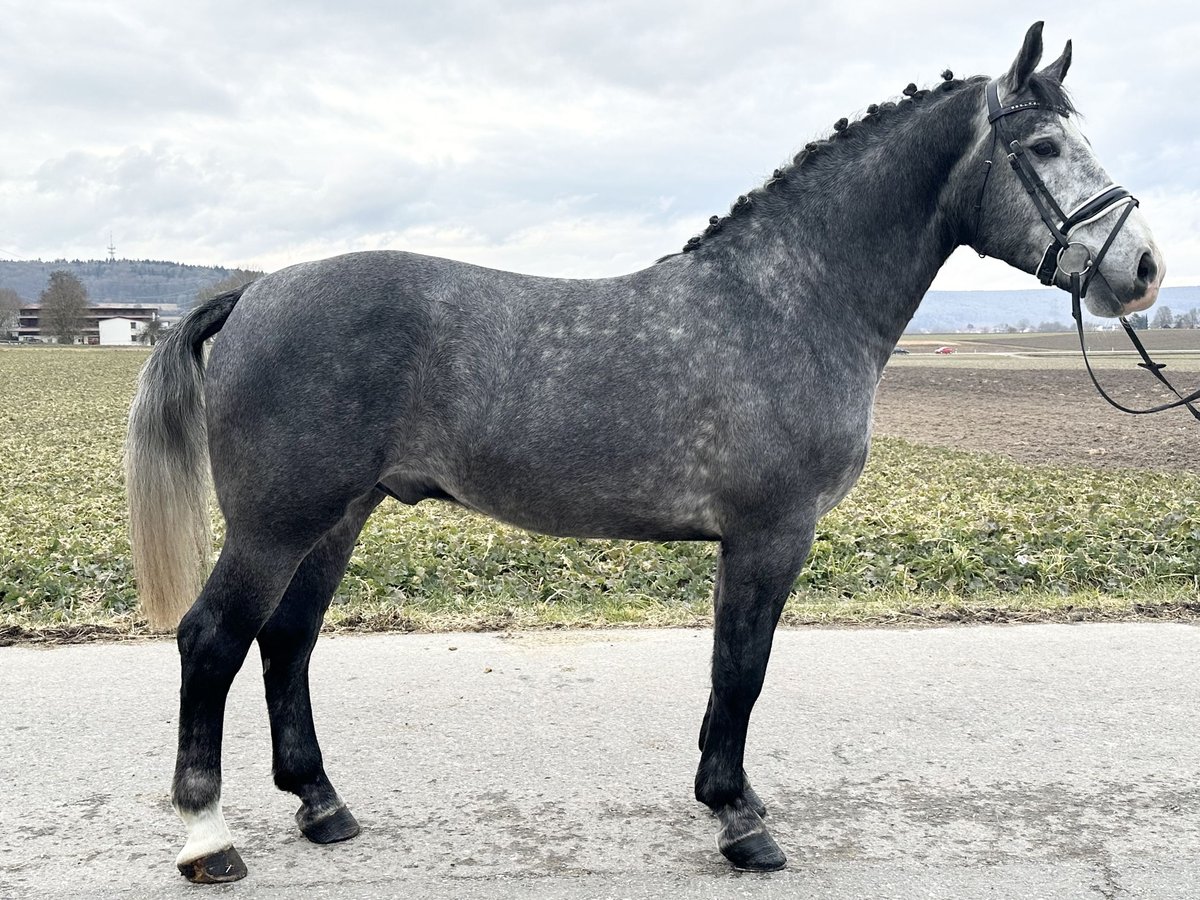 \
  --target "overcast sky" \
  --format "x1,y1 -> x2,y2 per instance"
1,0 -> 1196,291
